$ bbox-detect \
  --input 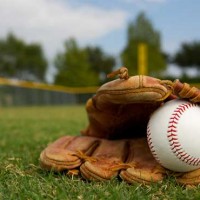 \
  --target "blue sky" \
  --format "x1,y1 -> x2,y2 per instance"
82,0 -> 200,55
0,0 -> 200,81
